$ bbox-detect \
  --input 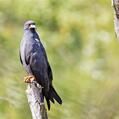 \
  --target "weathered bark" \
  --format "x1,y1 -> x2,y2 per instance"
26,81 -> 48,119
112,0 -> 119,39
